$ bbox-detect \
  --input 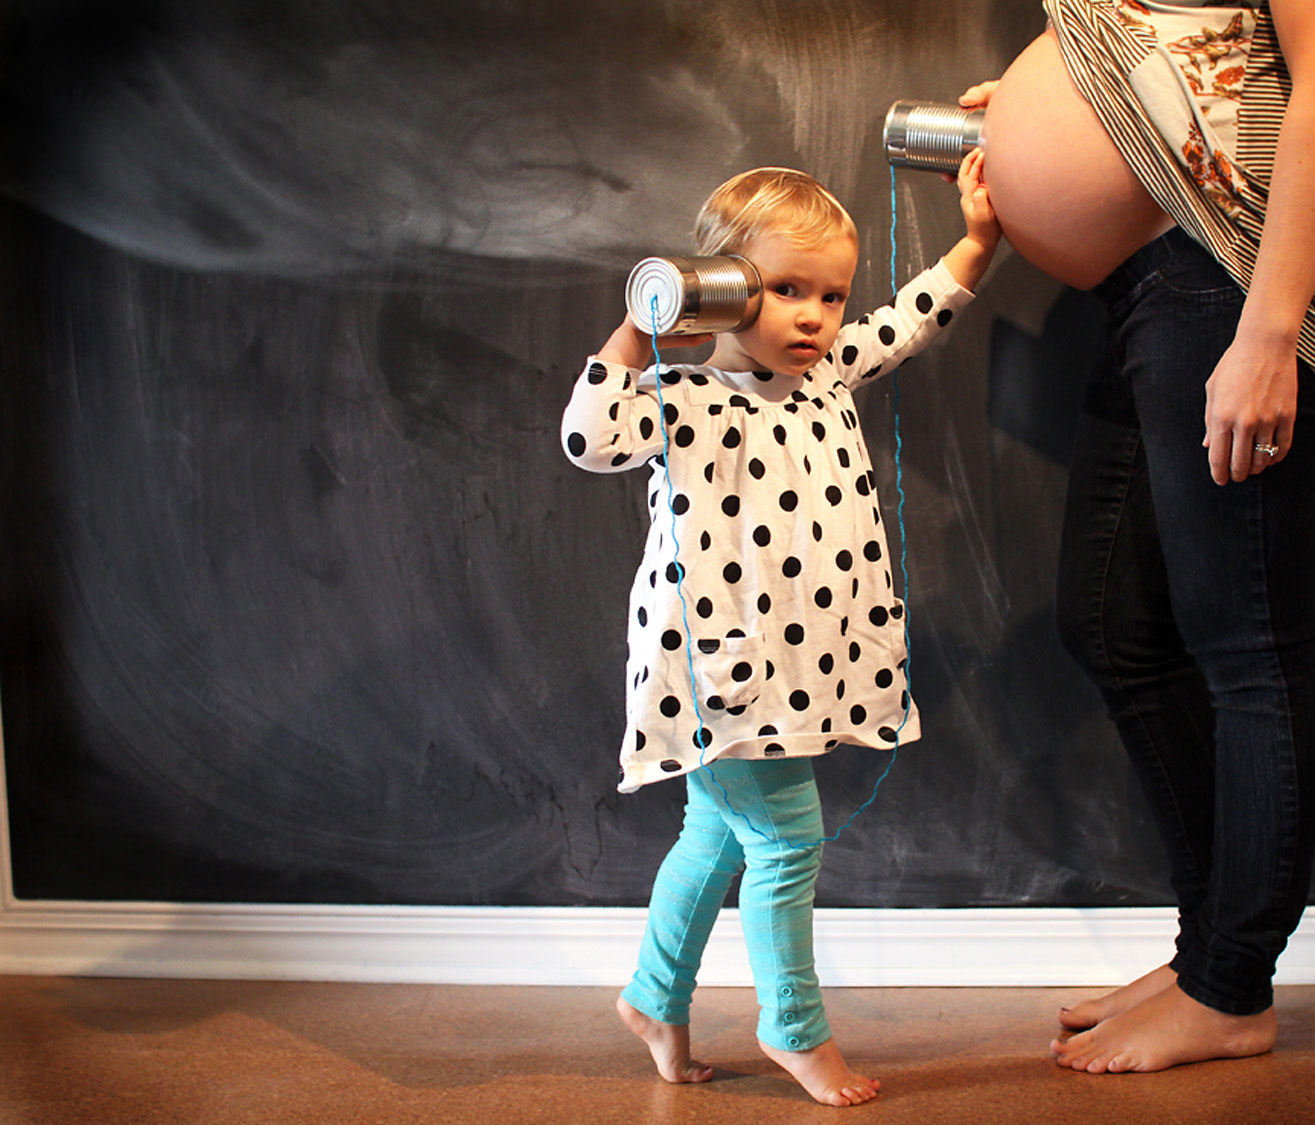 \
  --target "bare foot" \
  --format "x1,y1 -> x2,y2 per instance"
758,1036 -> 879,1106
1051,983 -> 1277,1073
616,996 -> 714,1084
1058,963 -> 1178,1030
